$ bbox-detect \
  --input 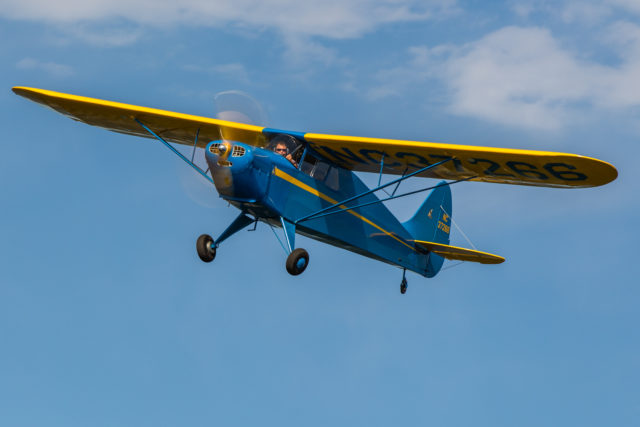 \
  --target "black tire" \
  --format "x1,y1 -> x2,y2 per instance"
400,278 -> 408,294
286,248 -> 309,276
196,234 -> 216,263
